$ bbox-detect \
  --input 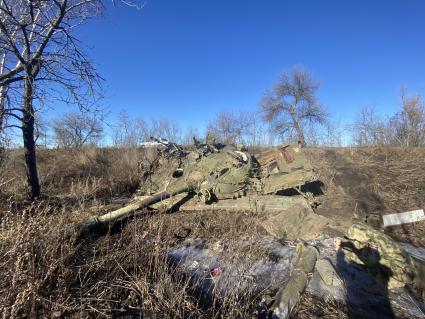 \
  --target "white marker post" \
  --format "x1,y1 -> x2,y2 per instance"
382,209 -> 425,227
